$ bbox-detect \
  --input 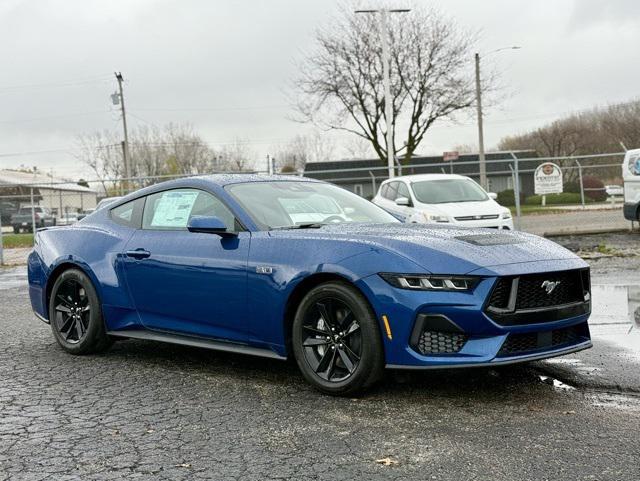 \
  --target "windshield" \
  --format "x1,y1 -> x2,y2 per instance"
227,181 -> 399,229
411,178 -> 488,204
